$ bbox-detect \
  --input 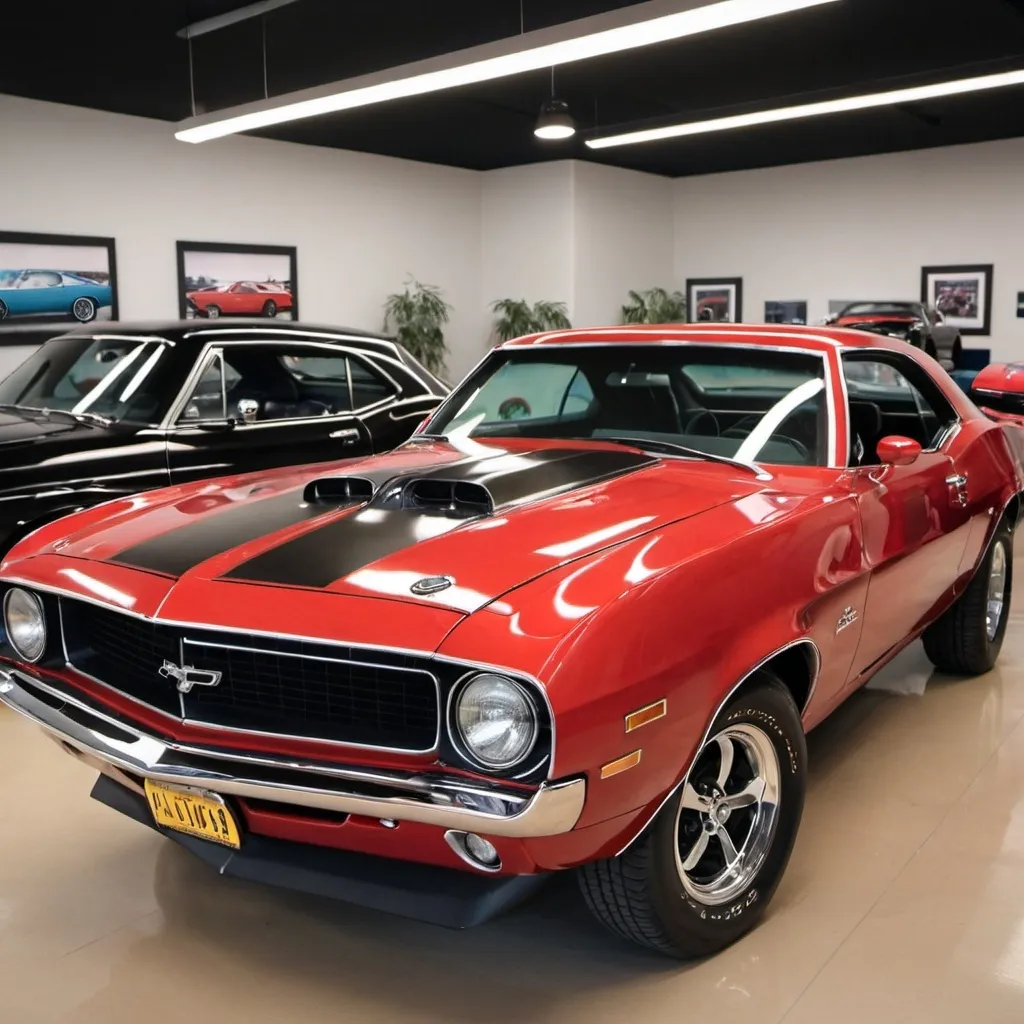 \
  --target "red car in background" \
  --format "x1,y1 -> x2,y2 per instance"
1,323 -> 1022,958
187,281 -> 293,318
